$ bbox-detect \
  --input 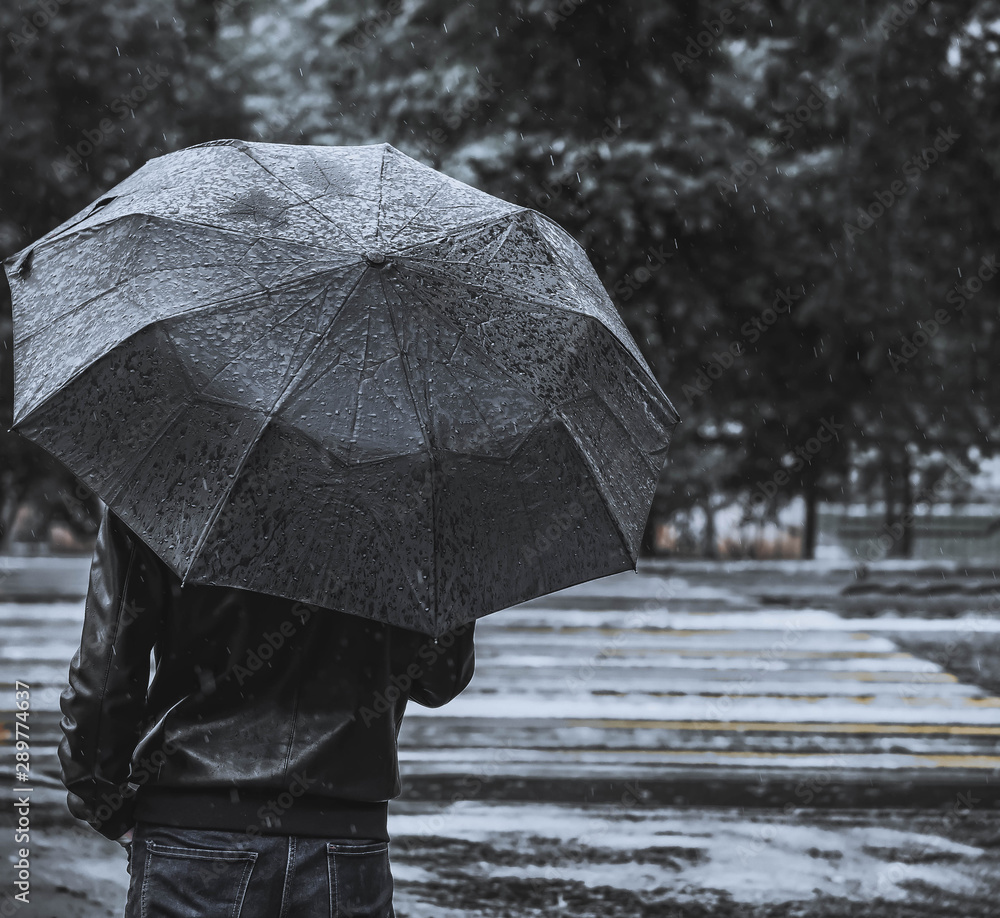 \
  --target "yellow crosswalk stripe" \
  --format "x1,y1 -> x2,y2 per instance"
568,719 -> 1000,735
545,749 -> 1000,768
842,672 -> 957,682
598,649 -> 917,658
